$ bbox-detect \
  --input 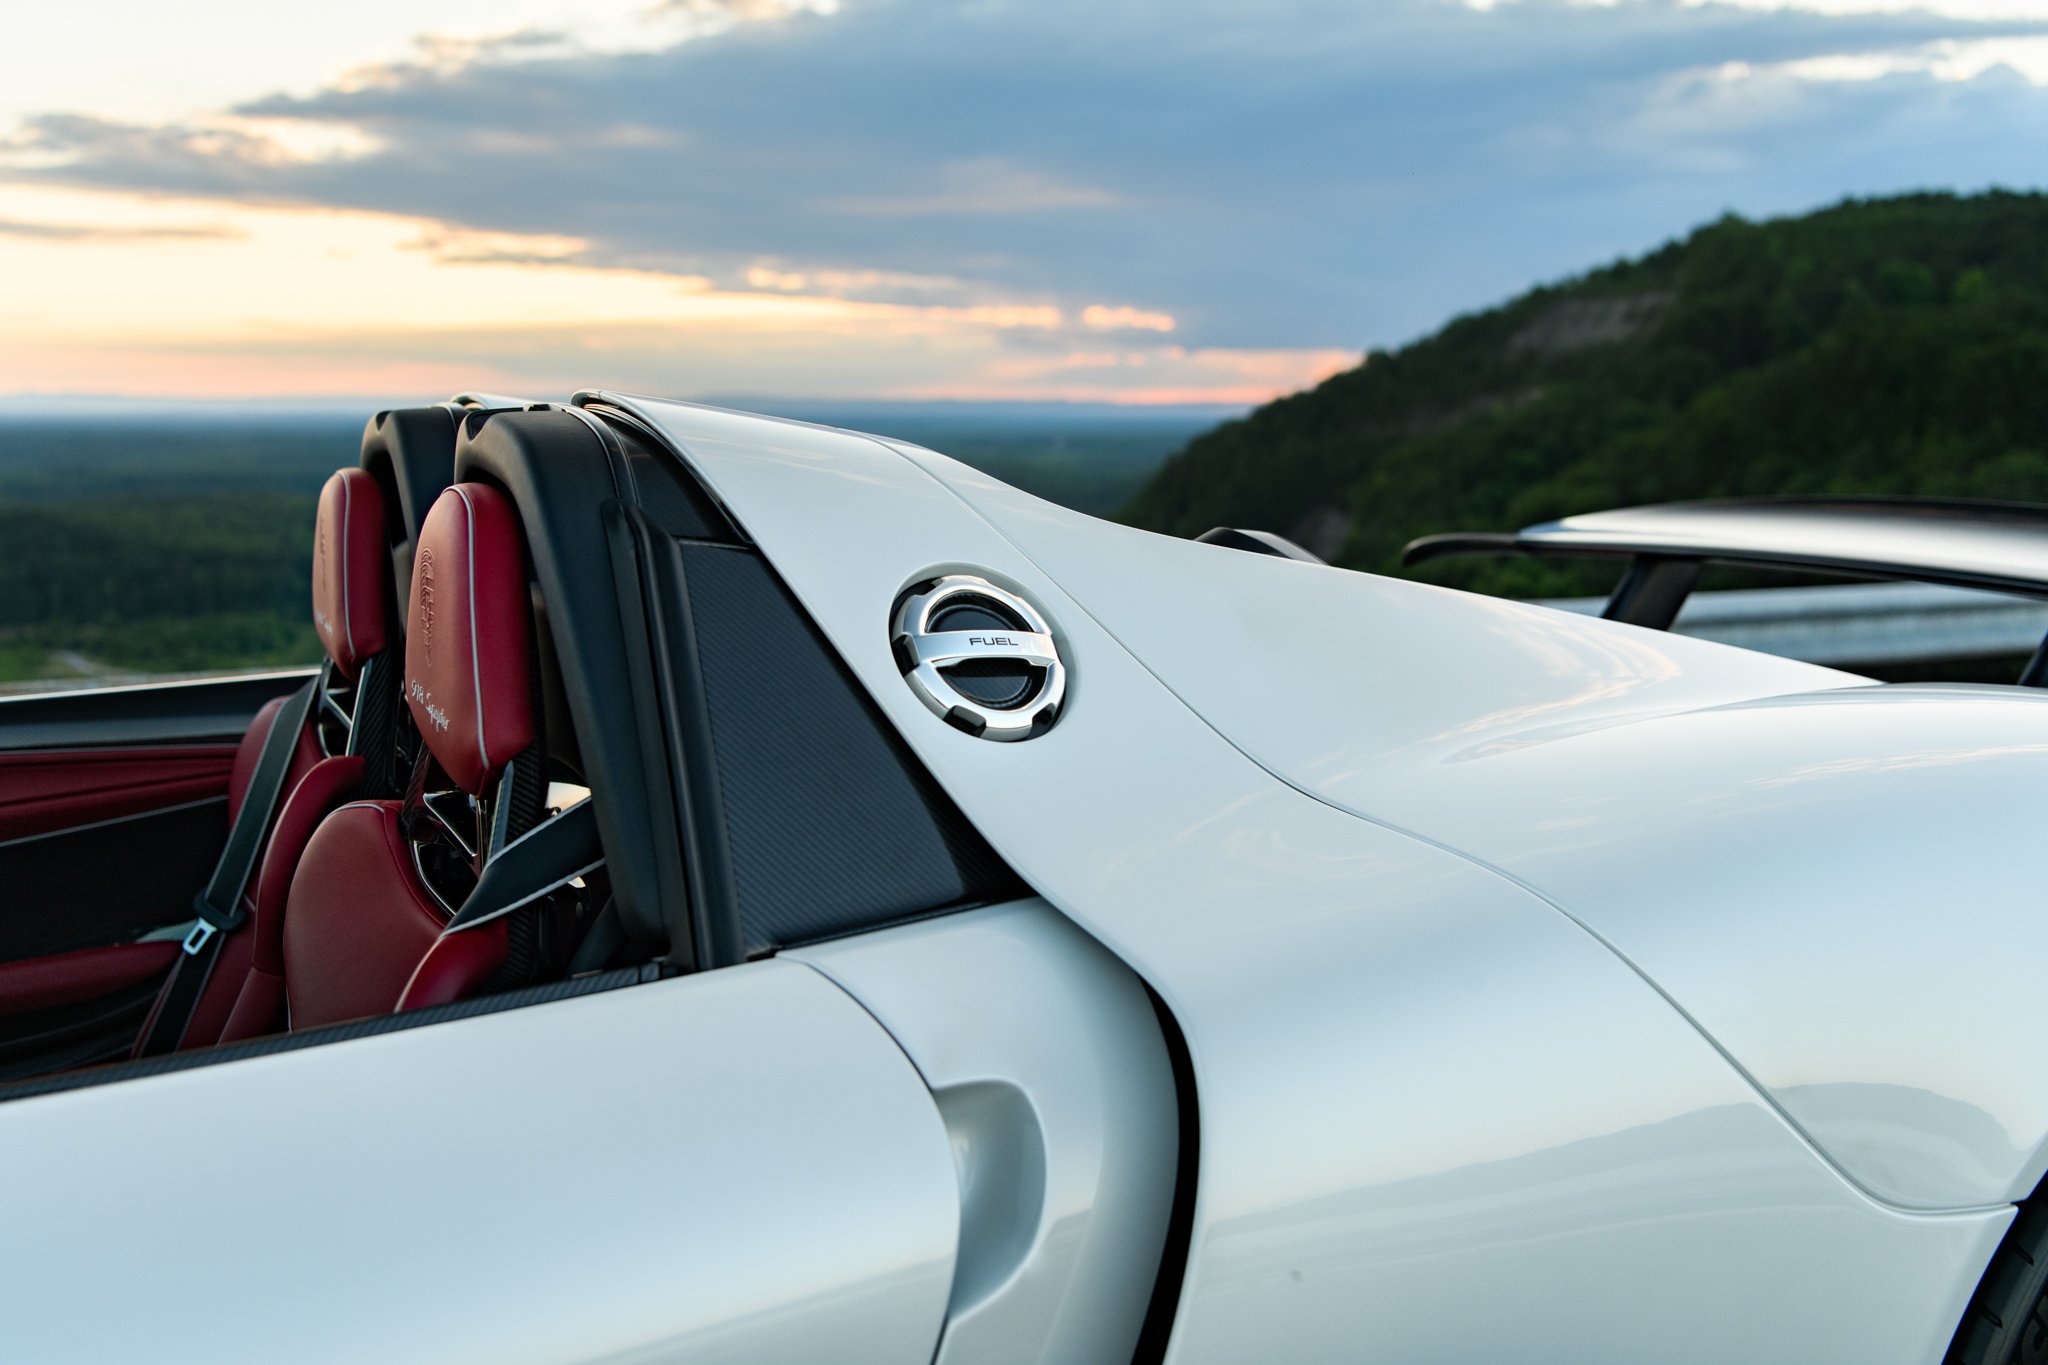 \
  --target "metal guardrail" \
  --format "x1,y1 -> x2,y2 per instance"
1537,581 -> 2048,667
